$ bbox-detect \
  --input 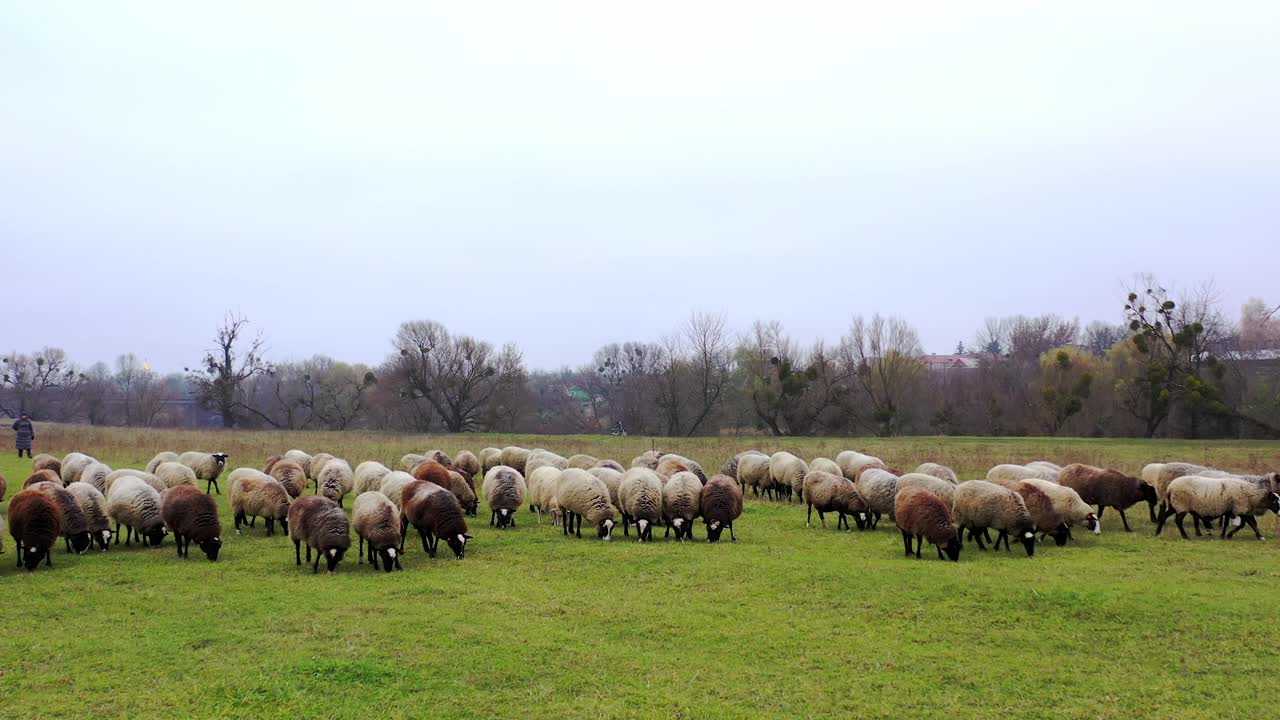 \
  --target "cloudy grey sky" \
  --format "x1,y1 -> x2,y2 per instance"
3,2 -> 1277,372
